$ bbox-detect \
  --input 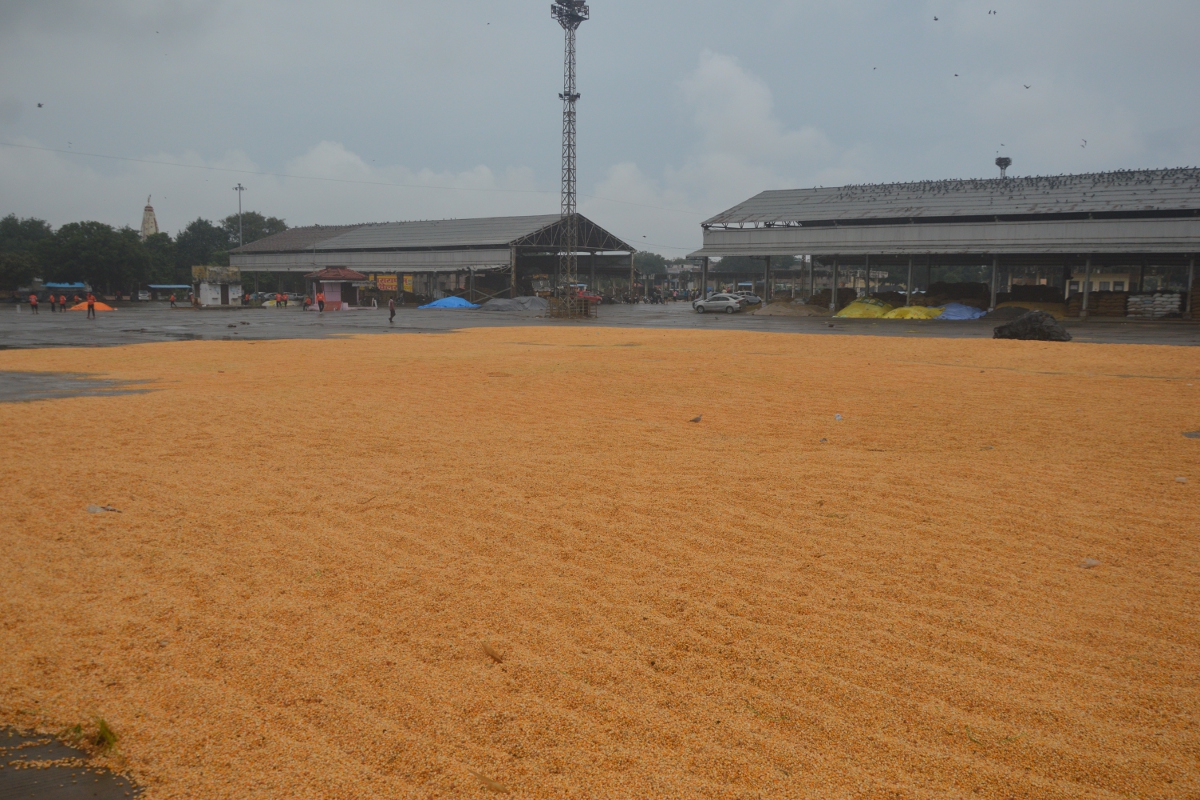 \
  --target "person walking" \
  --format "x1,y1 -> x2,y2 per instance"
86,292 -> 96,319
388,296 -> 396,324
316,291 -> 325,313
169,293 -> 177,308
28,293 -> 38,314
